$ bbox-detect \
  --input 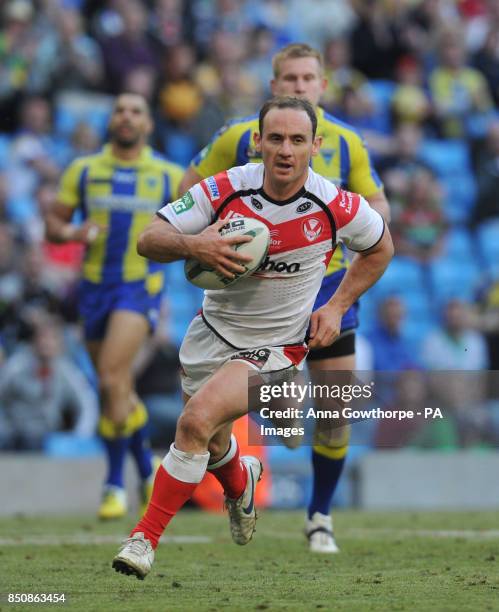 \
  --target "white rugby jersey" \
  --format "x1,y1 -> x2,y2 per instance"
158,163 -> 384,348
